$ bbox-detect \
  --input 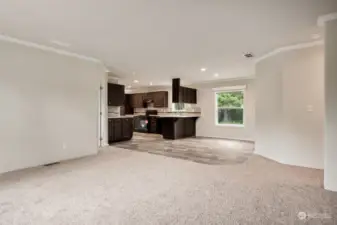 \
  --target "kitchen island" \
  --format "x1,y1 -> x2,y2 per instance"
156,114 -> 200,140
